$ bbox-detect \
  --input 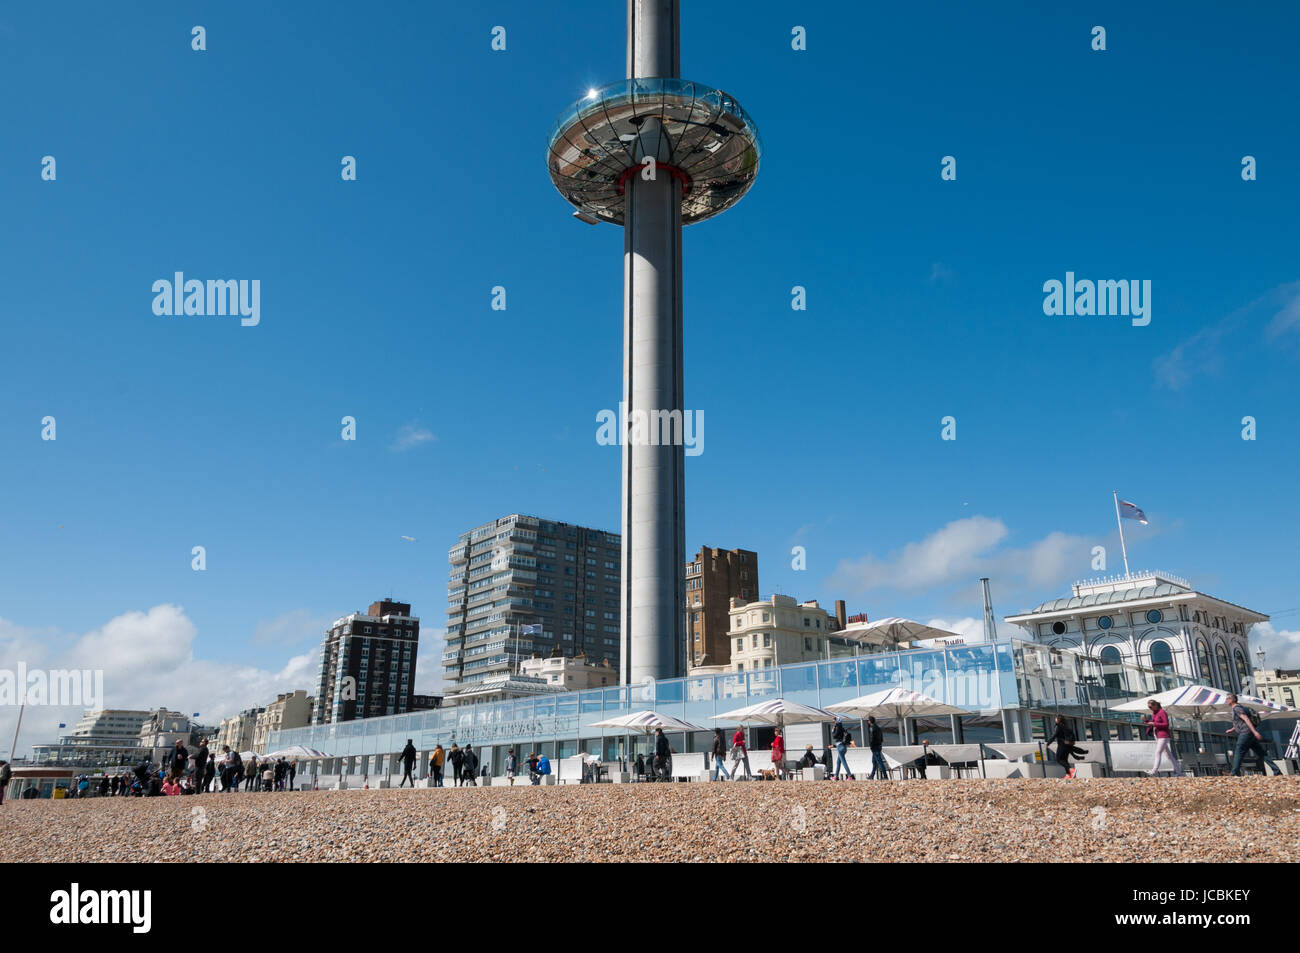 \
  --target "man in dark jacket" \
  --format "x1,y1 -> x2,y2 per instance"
172,740 -> 189,780
0,760 -> 10,805
462,744 -> 479,786
192,740 -> 209,793
448,744 -> 465,786
867,716 -> 888,780
399,740 -> 418,787
710,728 -> 731,781
1046,715 -> 1089,779
653,728 -> 672,781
